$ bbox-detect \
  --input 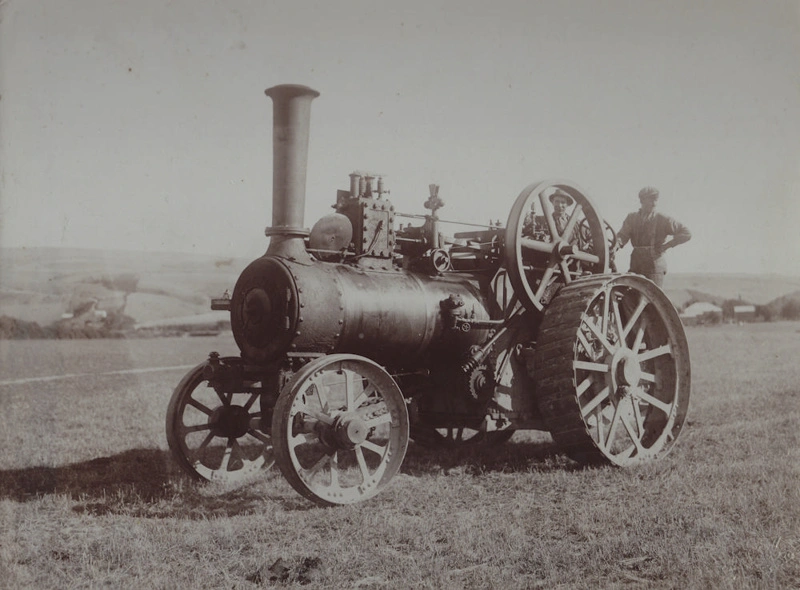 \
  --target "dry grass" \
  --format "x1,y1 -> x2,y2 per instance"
0,324 -> 799,588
